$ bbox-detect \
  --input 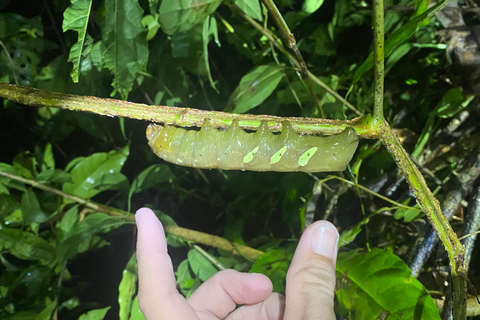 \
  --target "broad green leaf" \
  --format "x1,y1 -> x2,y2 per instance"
336,249 -> 440,319
235,0 -> 262,21
159,0 -> 222,35
187,248 -> 217,282
228,65 -> 285,113
56,213 -> 126,262
102,0 -> 148,99
62,0 -> 93,82
351,0 -> 451,86
119,253 -> 138,320
21,189 -> 47,225
36,169 -> 72,184
0,228 -> 55,262
42,143 -> 55,170
128,296 -> 145,320
176,259 -> 195,295
58,205 -> 79,234
302,0 -> 325,14
155,211 -> 187,247
77,306 -> 111,320
63,145 -> 129,200
127,164 -> 172,211
35,300 -> 56,320
0,194 -> 19,219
